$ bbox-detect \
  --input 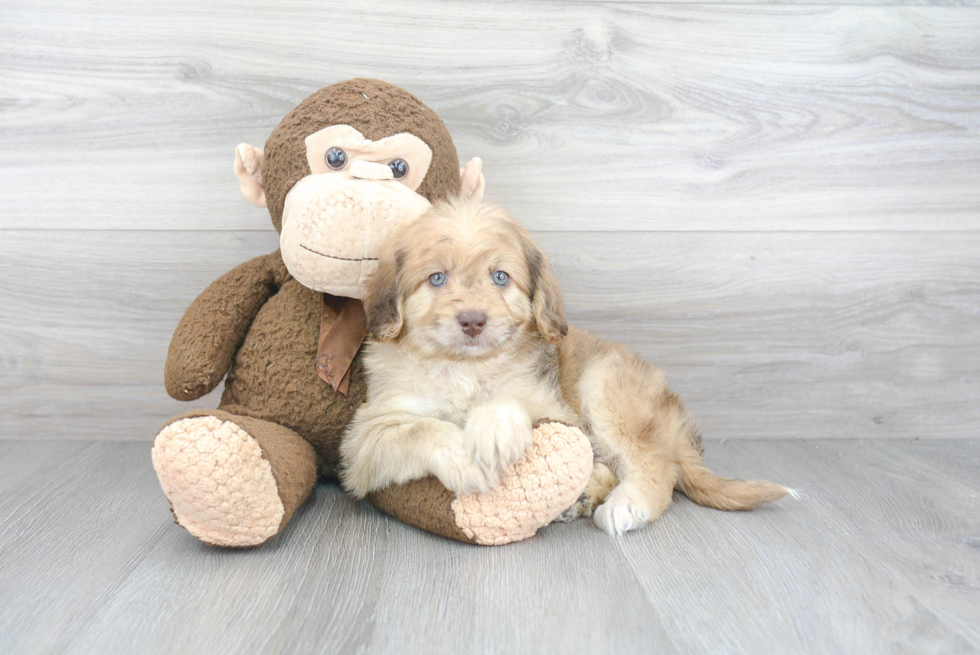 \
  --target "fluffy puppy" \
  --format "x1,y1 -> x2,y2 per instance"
340,198 -> 791,535
340,198 -> 576,499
